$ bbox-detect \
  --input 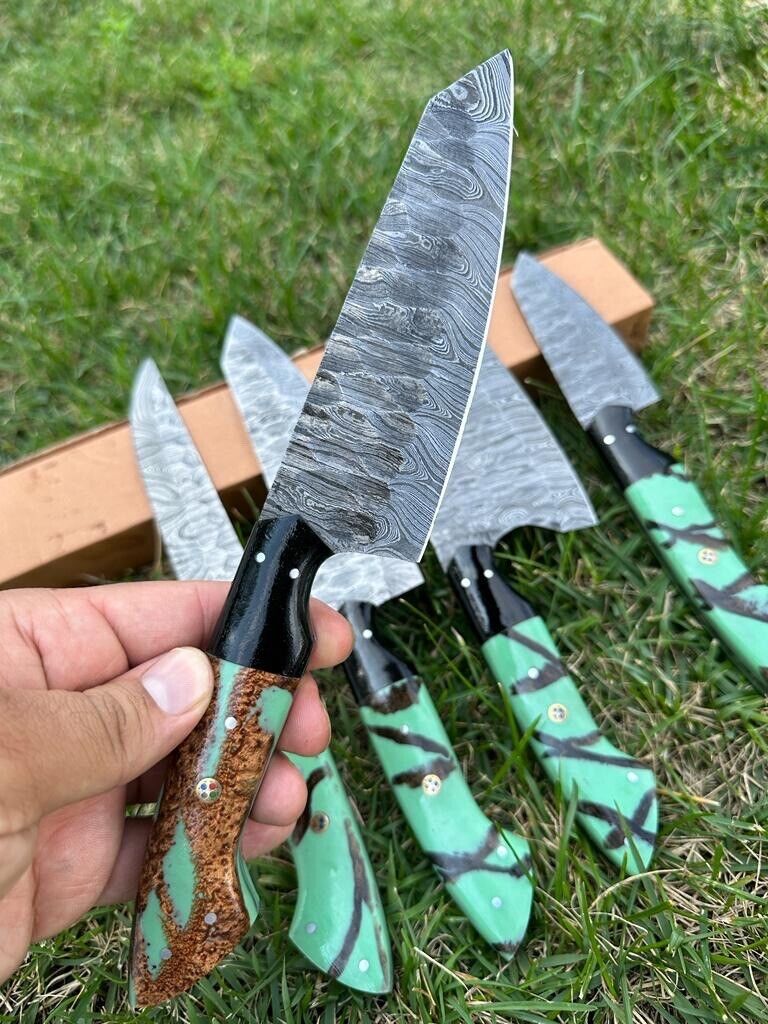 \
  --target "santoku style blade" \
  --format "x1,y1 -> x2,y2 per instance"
222,316 -> 423,610
431,346 -> 597,569
131,51 -> 514,1007
263,51 -> 514,562
512,252 -> 768,693
130,362 -> 393,994
512,252 -> 659,428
